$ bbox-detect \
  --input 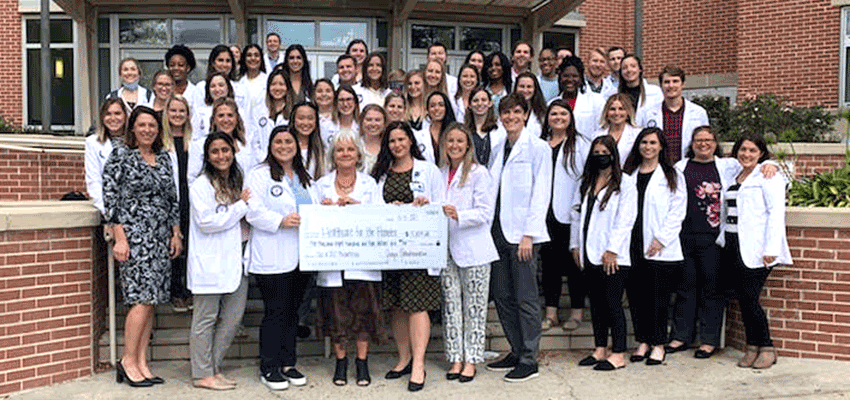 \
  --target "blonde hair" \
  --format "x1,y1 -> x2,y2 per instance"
424,60 -> 448,98
438,122 -> 478,187
600,93 -> 637,129
161,94 -> 193,152
403,70 -> 425,122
